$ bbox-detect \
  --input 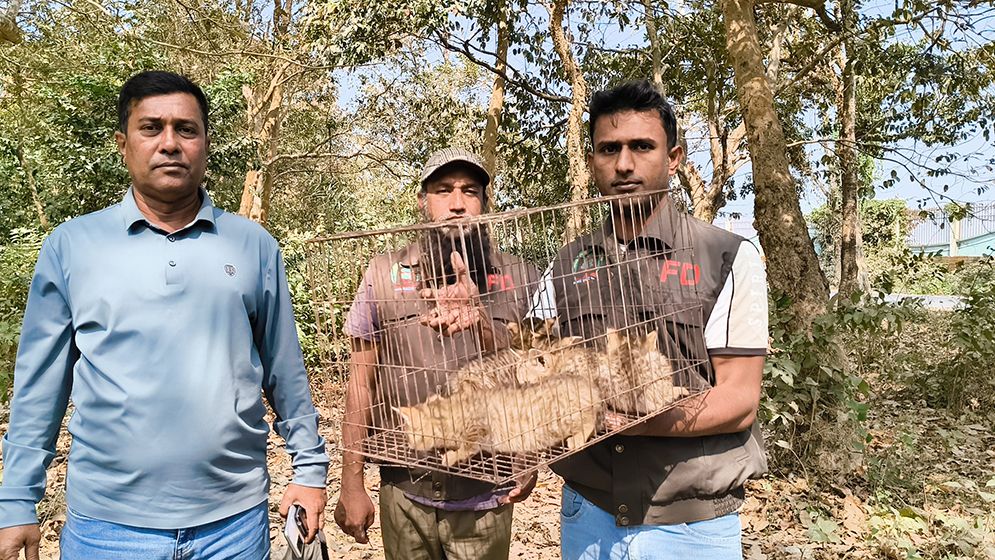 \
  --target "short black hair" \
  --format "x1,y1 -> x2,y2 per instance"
118,71 -> 209,133
588,80 -> 678,150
